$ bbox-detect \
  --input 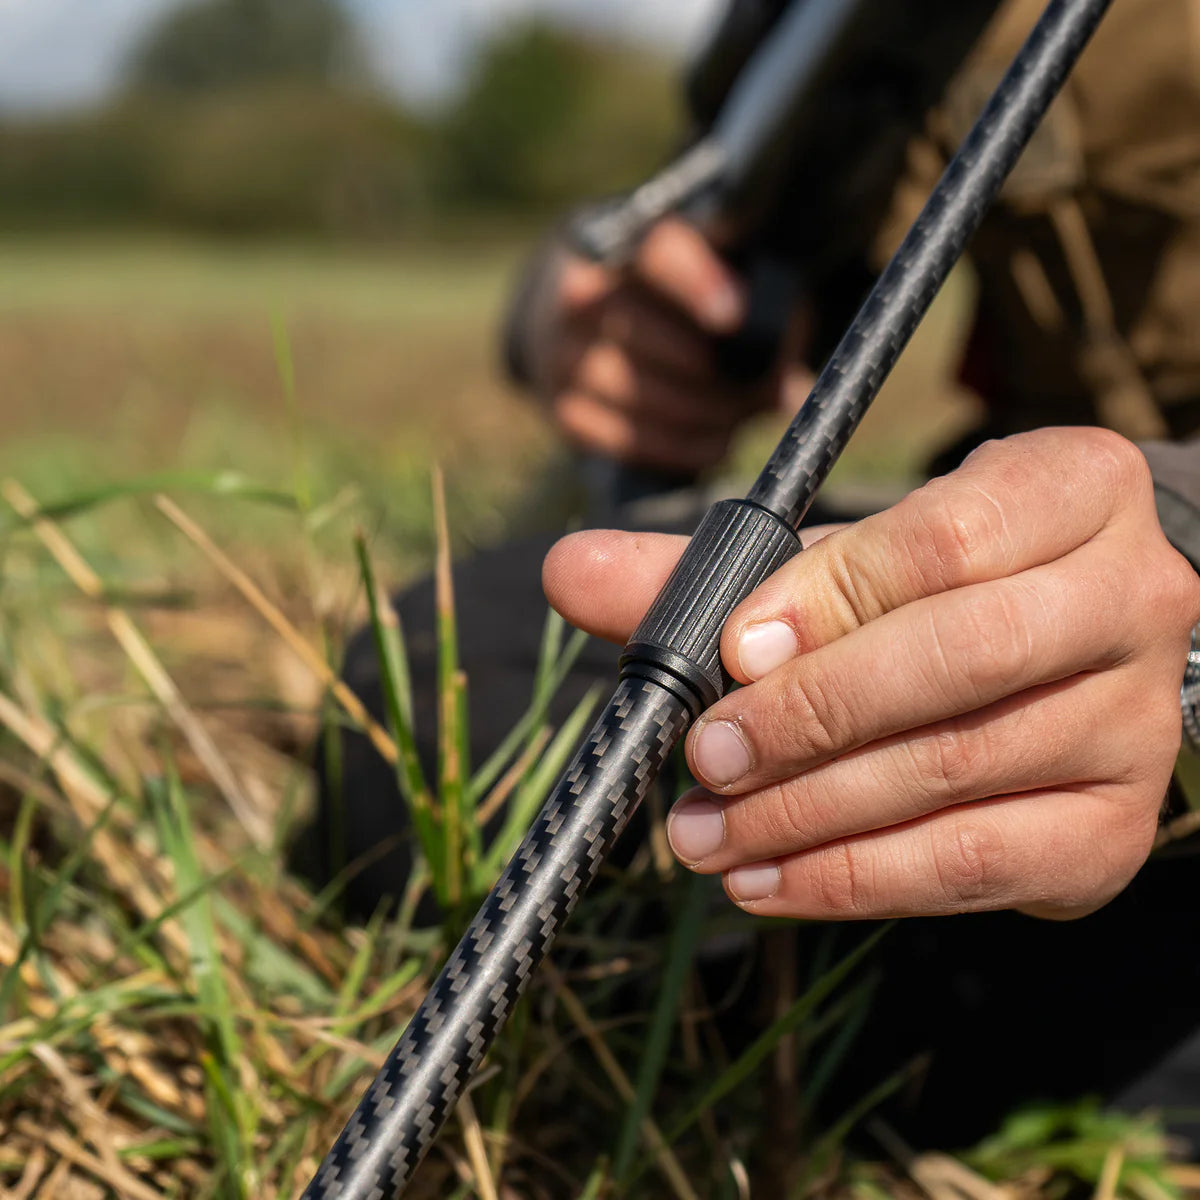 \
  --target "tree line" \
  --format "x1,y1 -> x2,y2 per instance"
0,0 -> 680,237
